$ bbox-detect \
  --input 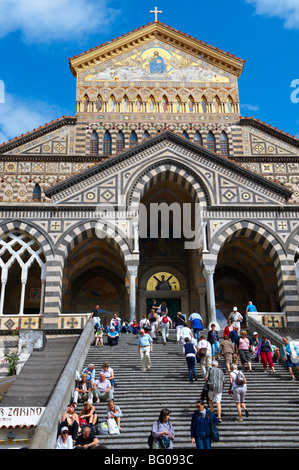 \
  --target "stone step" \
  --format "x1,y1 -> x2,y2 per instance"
73,329 -> 299,449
